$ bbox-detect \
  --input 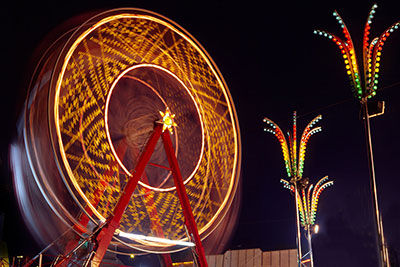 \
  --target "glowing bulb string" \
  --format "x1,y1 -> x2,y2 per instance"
263,112 -> 322,179
281,177 -> 333,228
